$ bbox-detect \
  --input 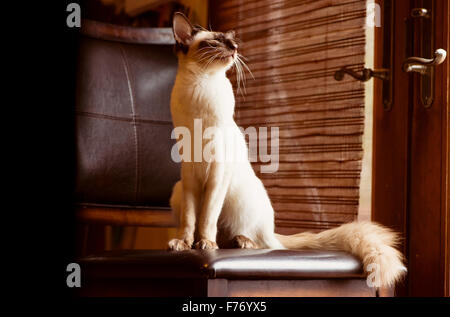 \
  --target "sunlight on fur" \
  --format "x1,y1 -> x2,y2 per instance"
167,12 -> 406,288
